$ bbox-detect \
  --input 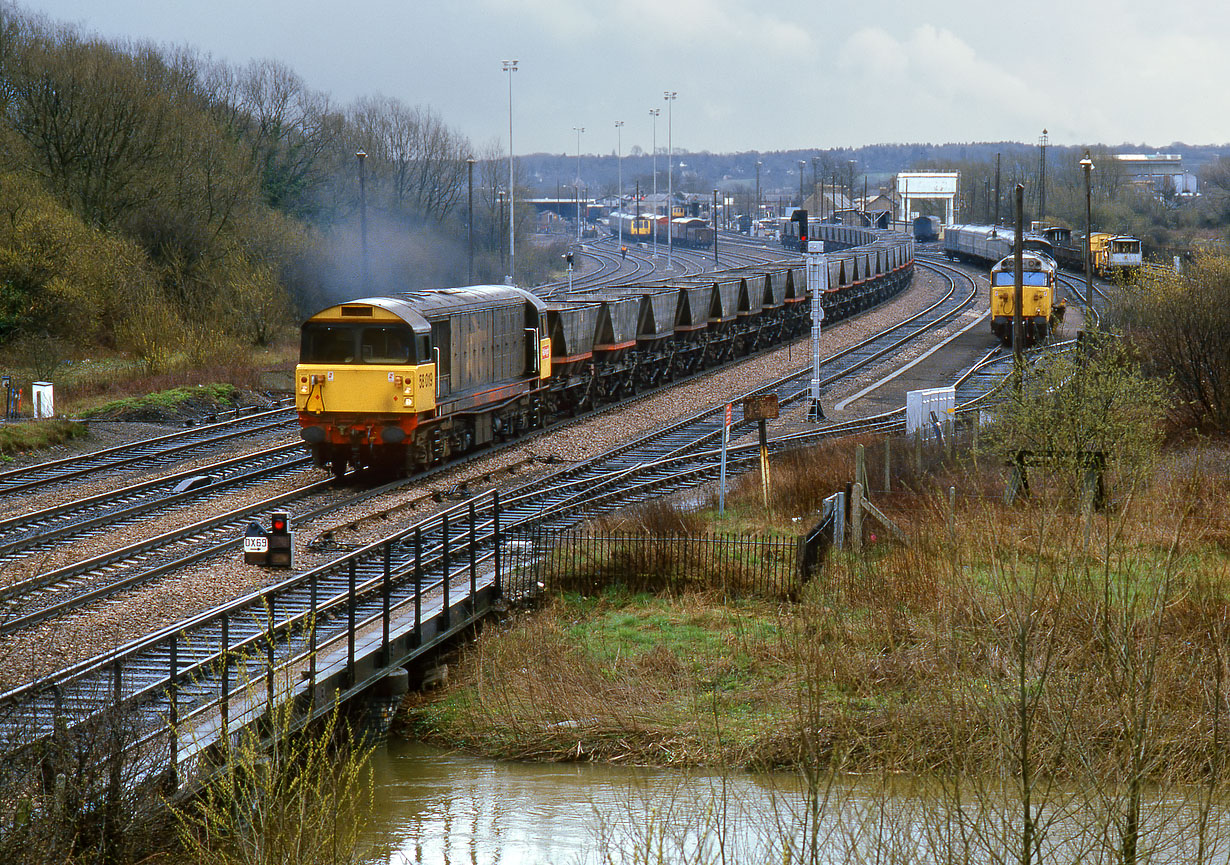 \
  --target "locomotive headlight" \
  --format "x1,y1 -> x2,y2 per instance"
403,397 -> 413,407
394,375 -> 403,386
